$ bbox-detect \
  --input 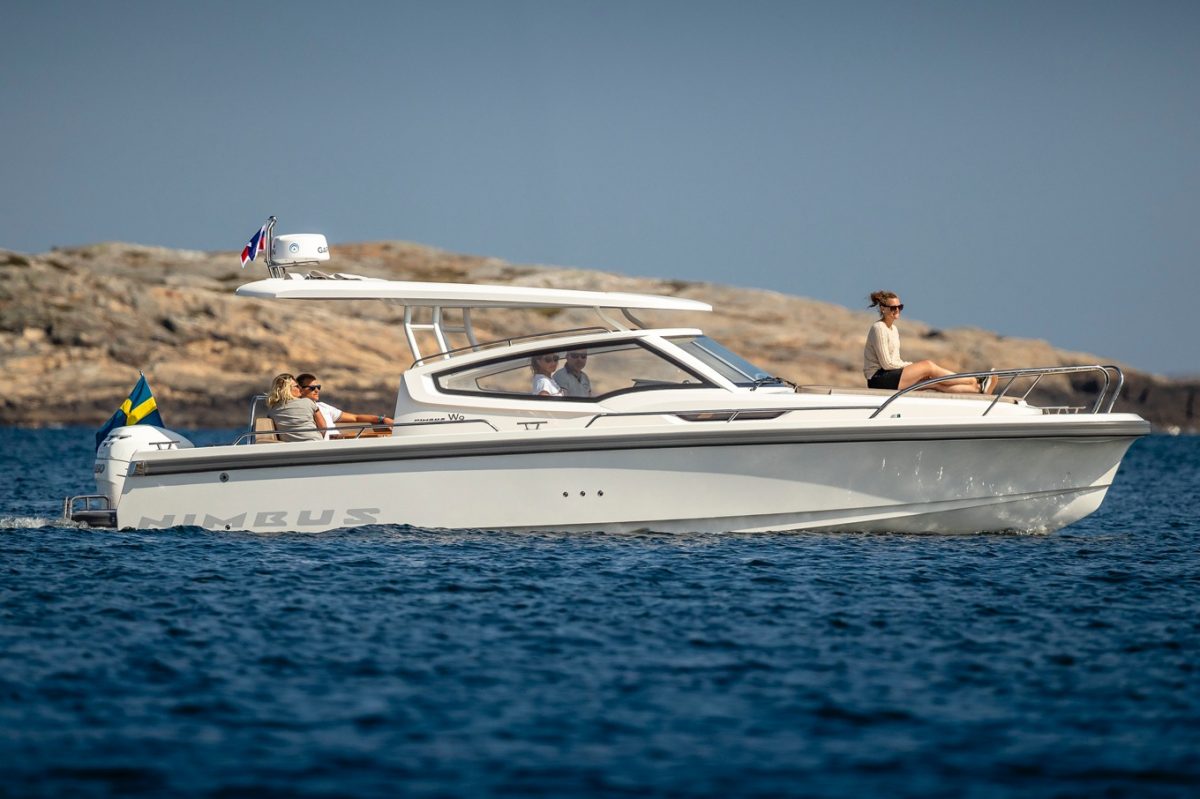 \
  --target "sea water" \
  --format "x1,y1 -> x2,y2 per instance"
1,429 -> 1197,798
